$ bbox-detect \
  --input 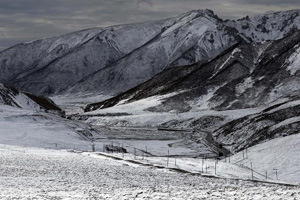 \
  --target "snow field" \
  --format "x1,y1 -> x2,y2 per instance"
230,133 -> 300,184
0,144 -> 299,200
